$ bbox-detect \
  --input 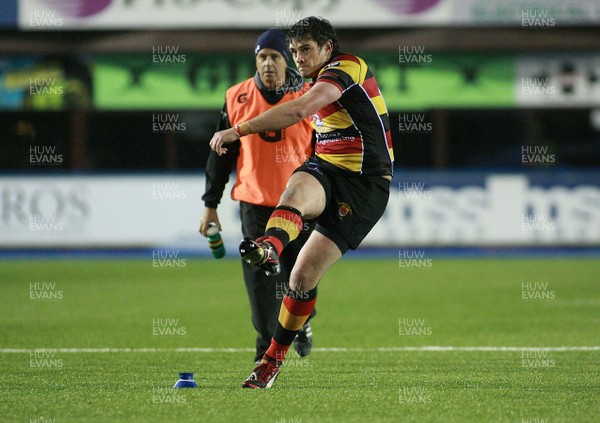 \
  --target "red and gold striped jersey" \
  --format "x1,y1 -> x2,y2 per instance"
312,53 -> 394,176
